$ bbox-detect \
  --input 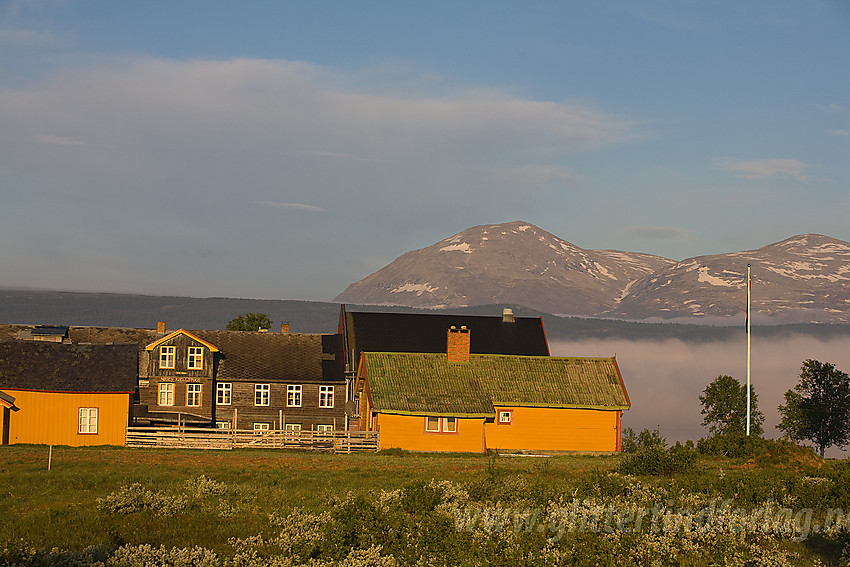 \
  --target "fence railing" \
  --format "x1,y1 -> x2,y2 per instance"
125,426 -> 378,453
